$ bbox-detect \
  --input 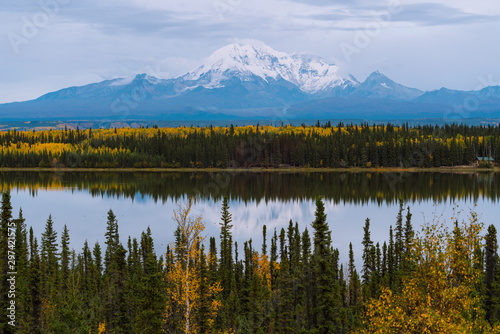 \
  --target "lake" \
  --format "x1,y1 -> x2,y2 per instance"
2,171 -> 498,264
